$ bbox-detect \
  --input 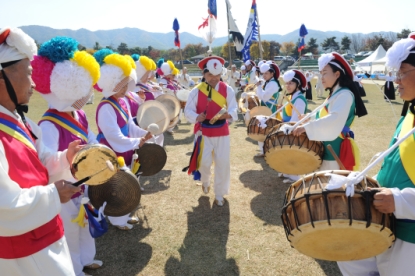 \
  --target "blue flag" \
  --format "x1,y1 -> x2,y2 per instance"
241,0 -> 258,62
